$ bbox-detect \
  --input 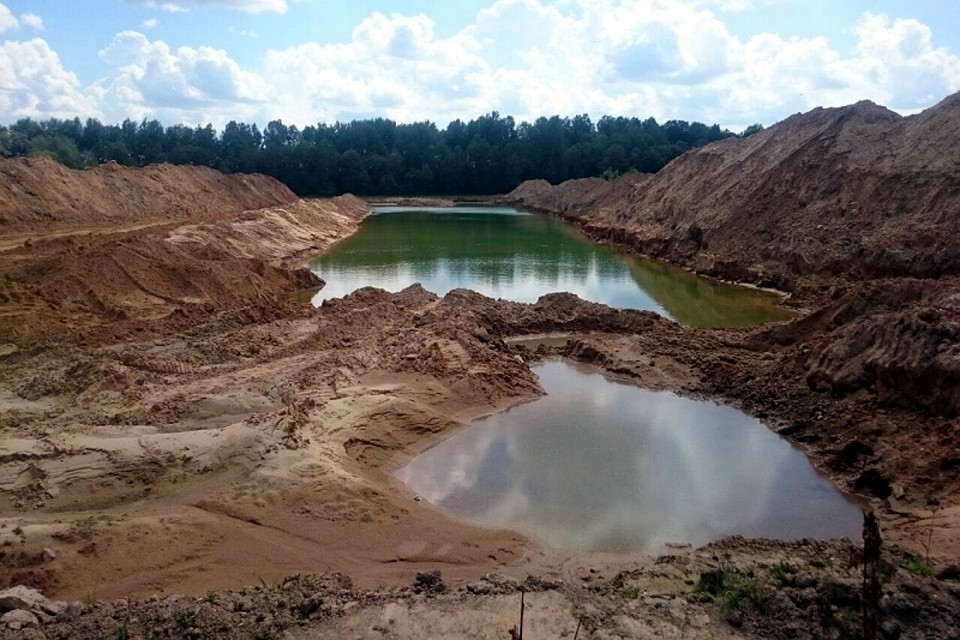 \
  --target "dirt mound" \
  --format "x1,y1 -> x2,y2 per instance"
506,92 -> 960,288
166,195 -> 369,267
504,174 -> 649,220
0,157 -> 297,230
0,231 -> 322,345
0,157 -> 370,345
730,277 -> 960,506
370,197 -> 457,207
755,277 -> 960,419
